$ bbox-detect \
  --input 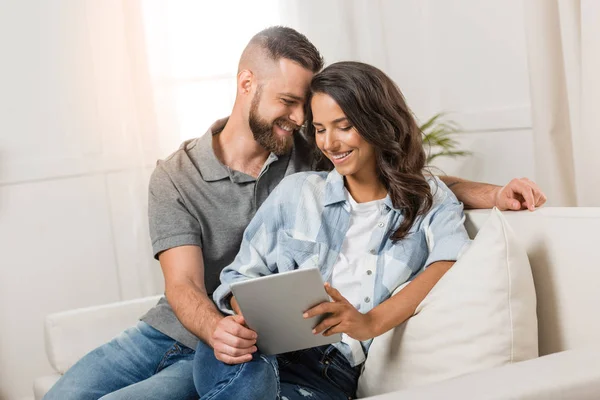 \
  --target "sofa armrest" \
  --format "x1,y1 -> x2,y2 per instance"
45,295 -> 162,374
360,347 -> 600,400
